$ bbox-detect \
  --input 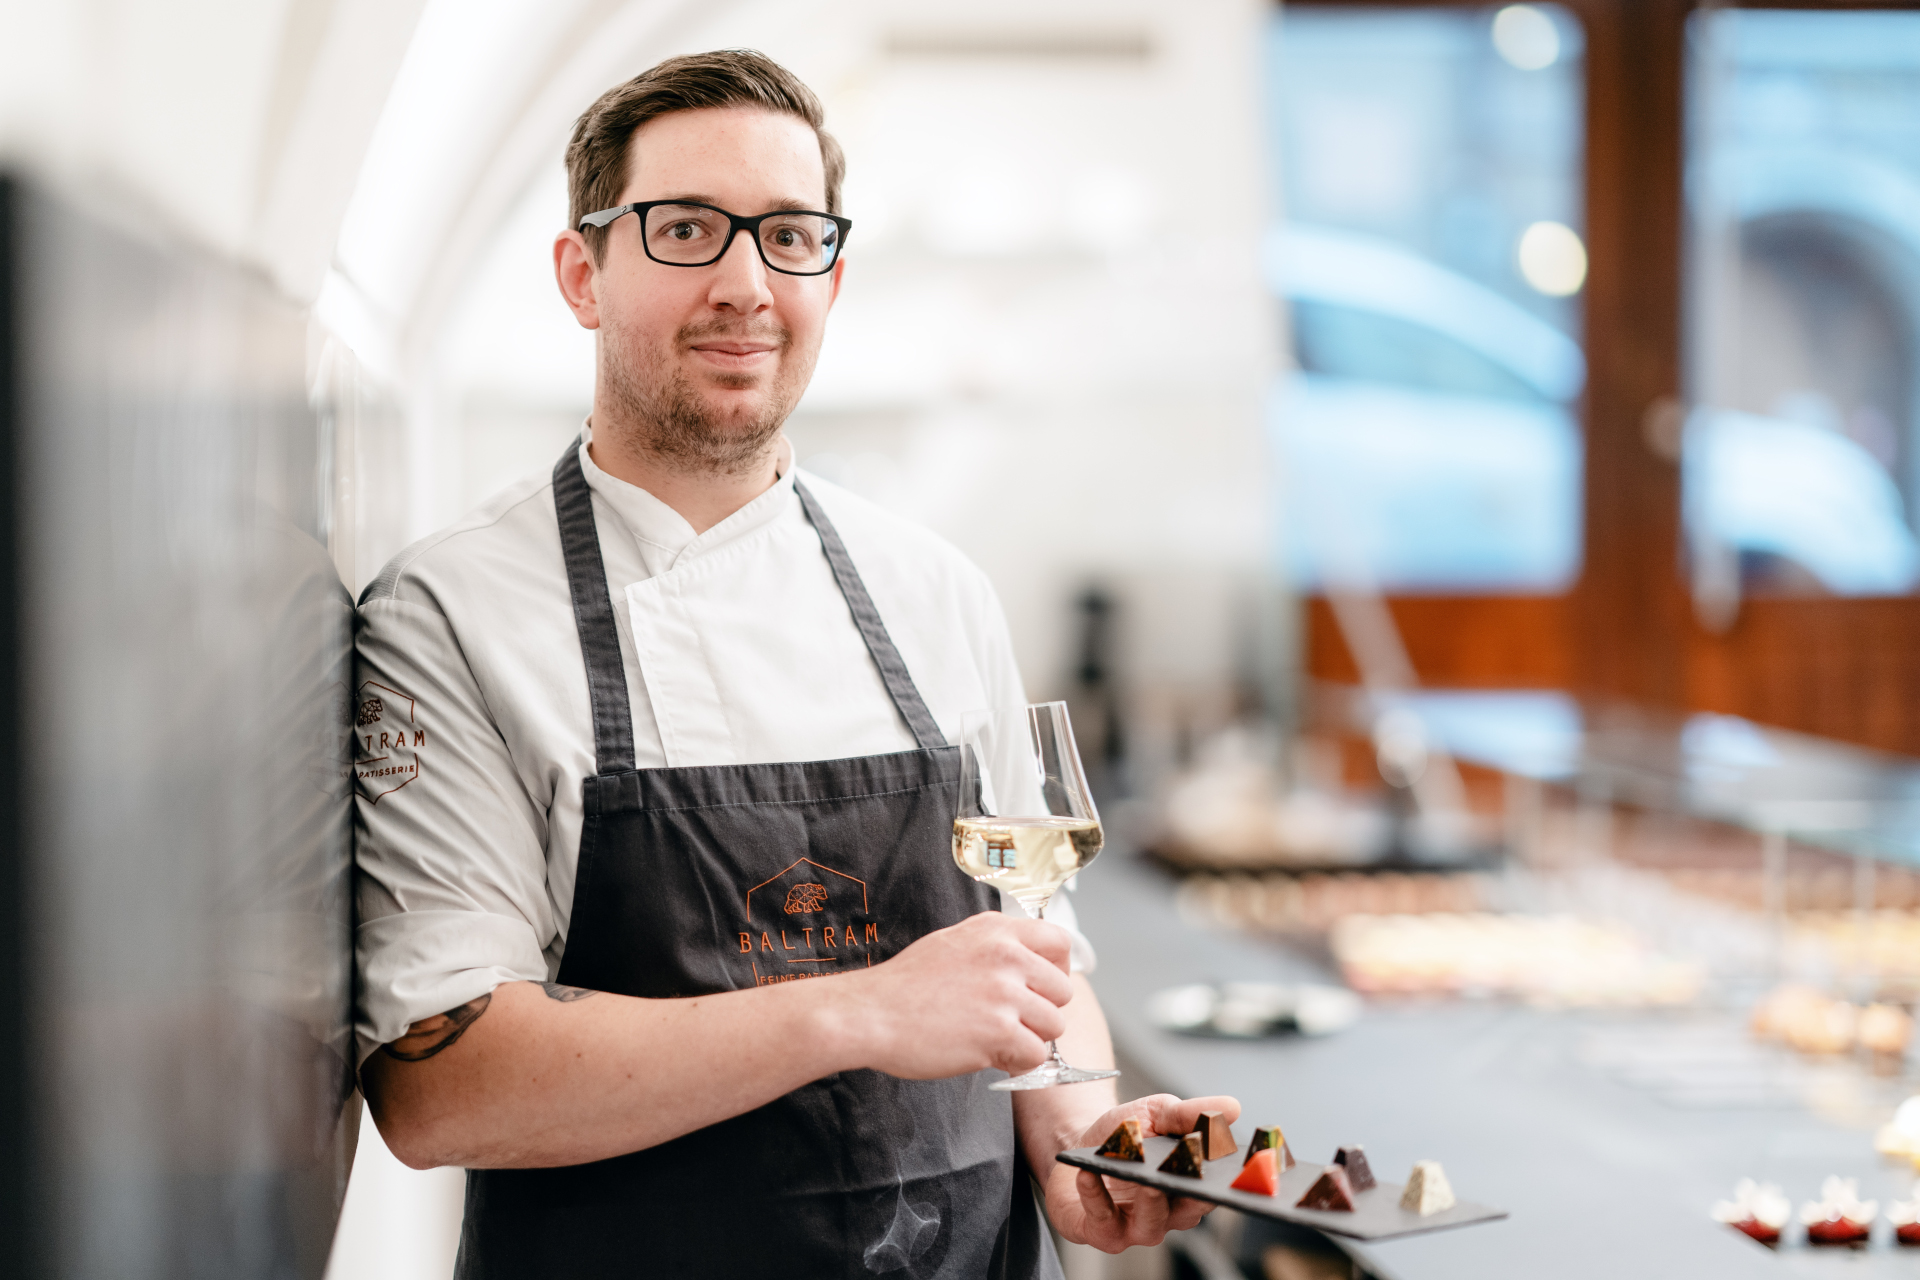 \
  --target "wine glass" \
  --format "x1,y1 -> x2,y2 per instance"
954,701 -> 1121,1091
